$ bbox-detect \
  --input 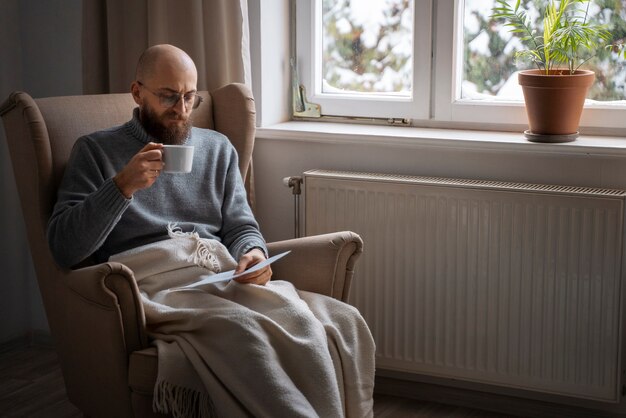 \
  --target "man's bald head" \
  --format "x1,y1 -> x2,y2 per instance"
131,44 -> 198,145
135,44 -> 197,84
